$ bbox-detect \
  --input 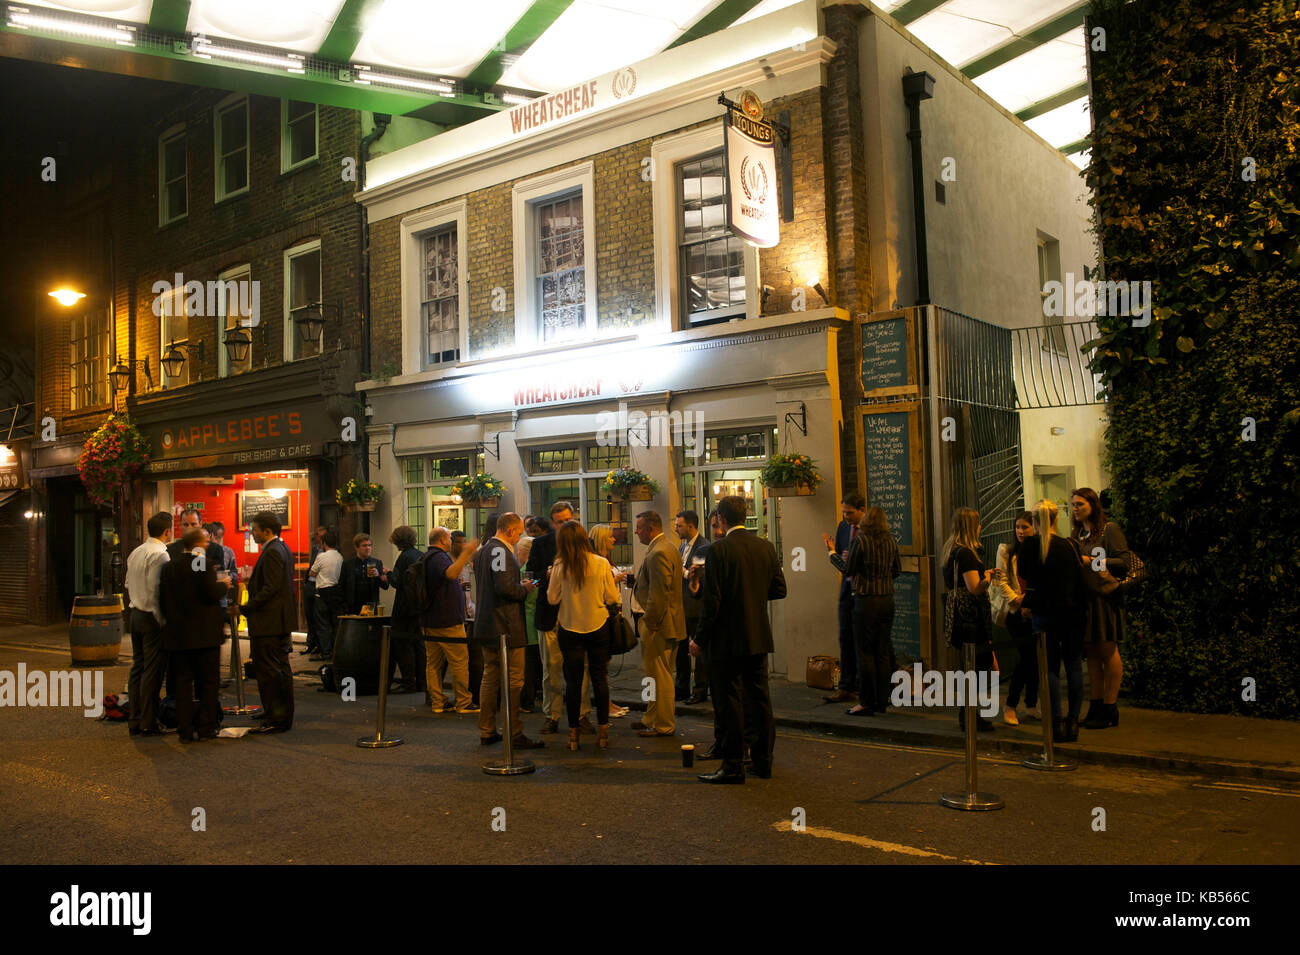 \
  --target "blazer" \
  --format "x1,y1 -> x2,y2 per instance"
695,528 -> 787,659
244,536 -> 298,637
524,530 -> 560,632
1016,534 -> 1083,626
471,537 -> 529,648
343,555 -> 389,615
388,546 -> 423,625
158,556 -> 228,651
634,532 -> 687,642
678,535 -> 710,622
833,520 -> 854,600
